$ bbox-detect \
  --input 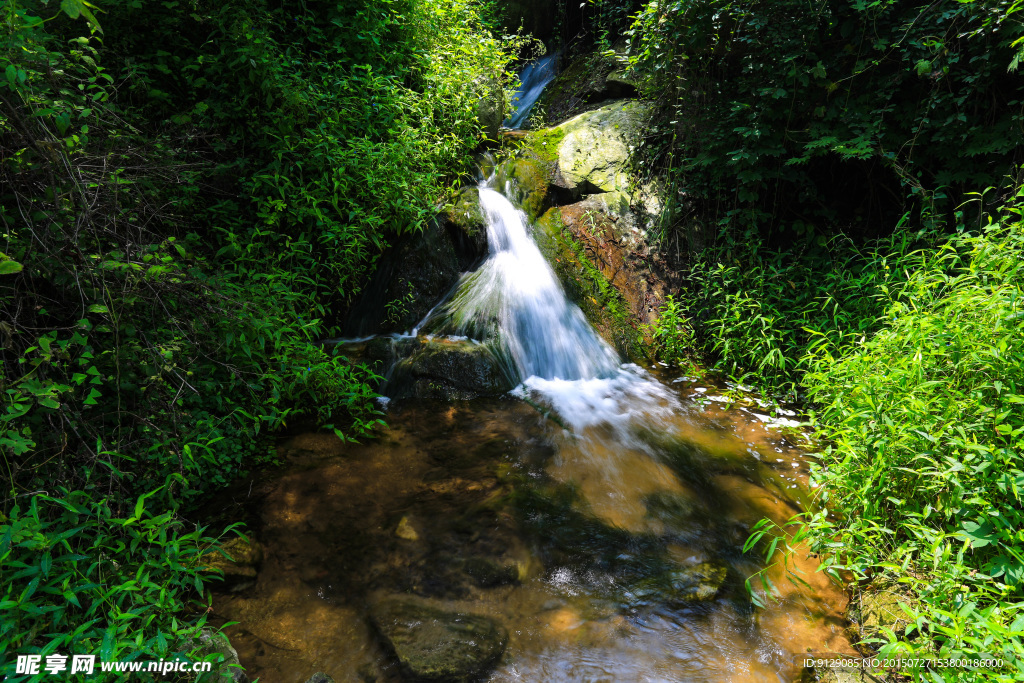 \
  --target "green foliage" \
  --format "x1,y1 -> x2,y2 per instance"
686,231 -> 922,396
720,188 -> 1024,678
625,0 -> 1024,245
648,295 -> 693,367
1,0 -> 511,674
797,191 -> 1024,675
0,491 -> 227,682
